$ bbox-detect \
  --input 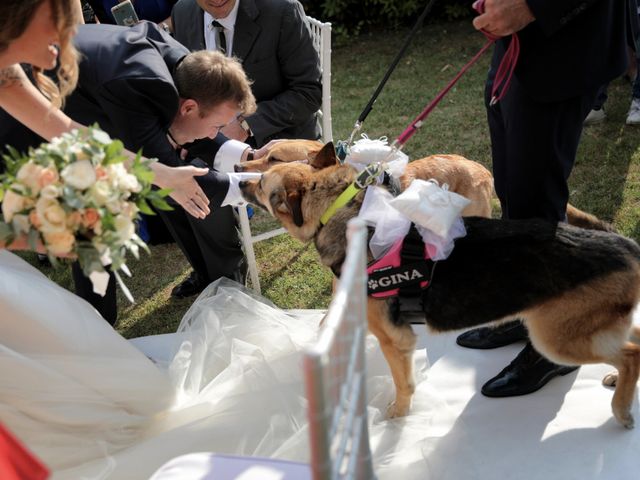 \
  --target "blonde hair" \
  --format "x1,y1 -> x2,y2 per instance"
174,50 -> 257,117
0,0 -> 79,107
